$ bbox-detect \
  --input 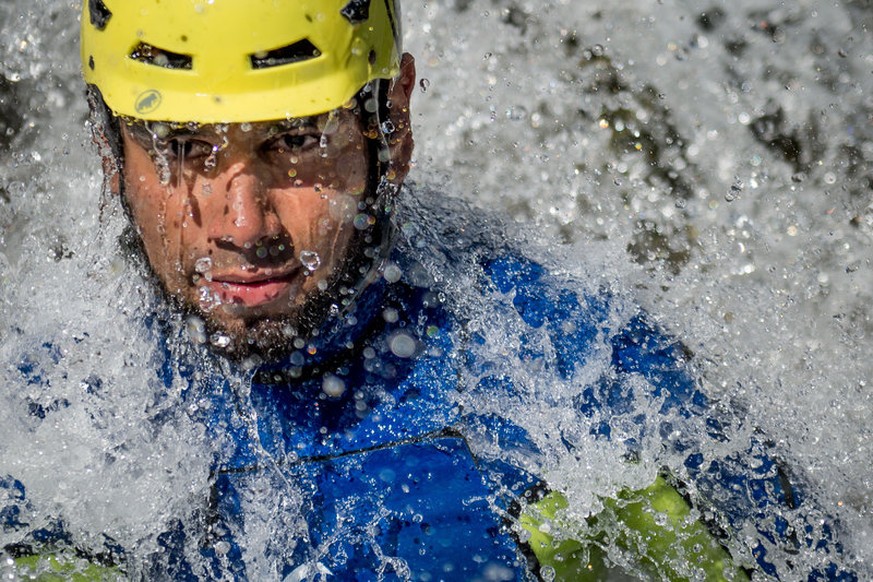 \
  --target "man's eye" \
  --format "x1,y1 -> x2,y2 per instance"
165,139 -> 213,159
268,133 -> 319,155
